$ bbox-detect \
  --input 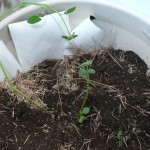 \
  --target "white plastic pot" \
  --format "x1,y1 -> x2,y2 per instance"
0,0 -> 150,68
